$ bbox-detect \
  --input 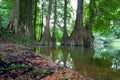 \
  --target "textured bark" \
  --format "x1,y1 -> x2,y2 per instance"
83,0 -> 94,47
40,0 -> 52,45
18,0 -> 34,39
7,0 -> 19,35
51,0 -> 57,45
40,0 -> 44,39
33,0 -> 38,40
27,0 -> 34,40
0,14 -> 2,26
68,0 -> 84,46
61,0 -> 69,45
